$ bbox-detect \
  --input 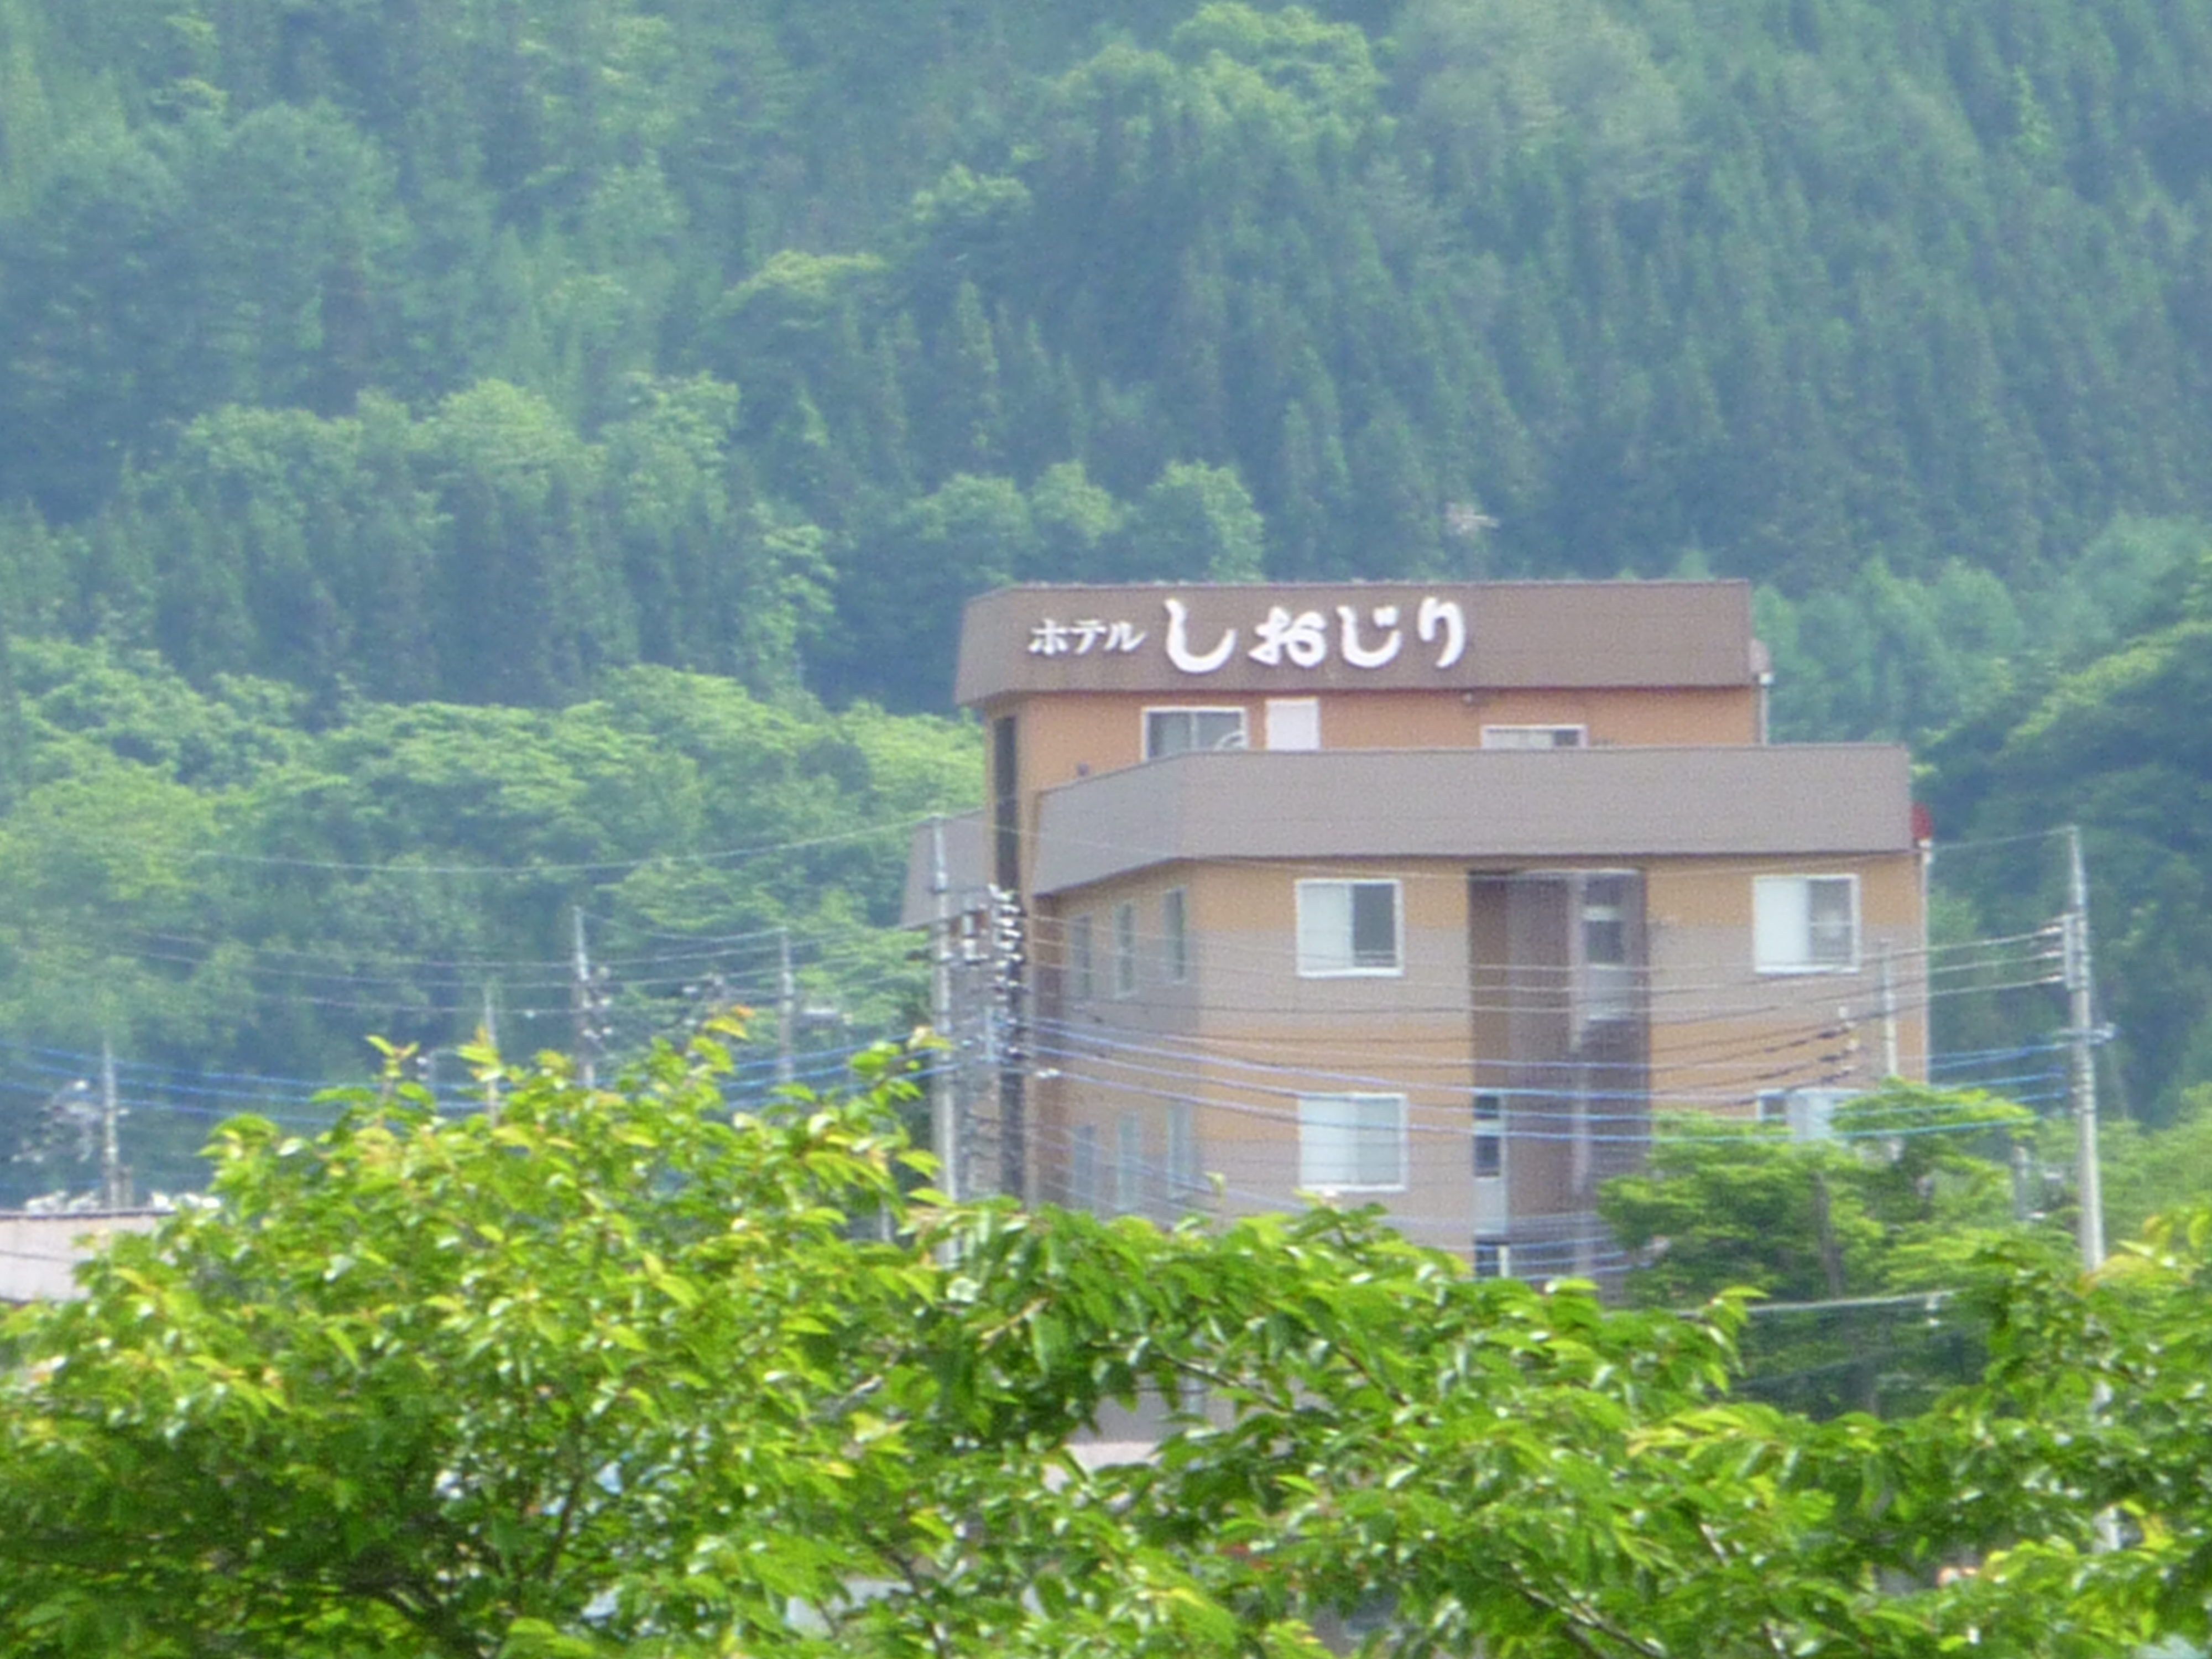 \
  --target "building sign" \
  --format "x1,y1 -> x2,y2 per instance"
1027,596 -> 1467,675
1023,617 -> 1149,658
959,580 -> 1757,703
